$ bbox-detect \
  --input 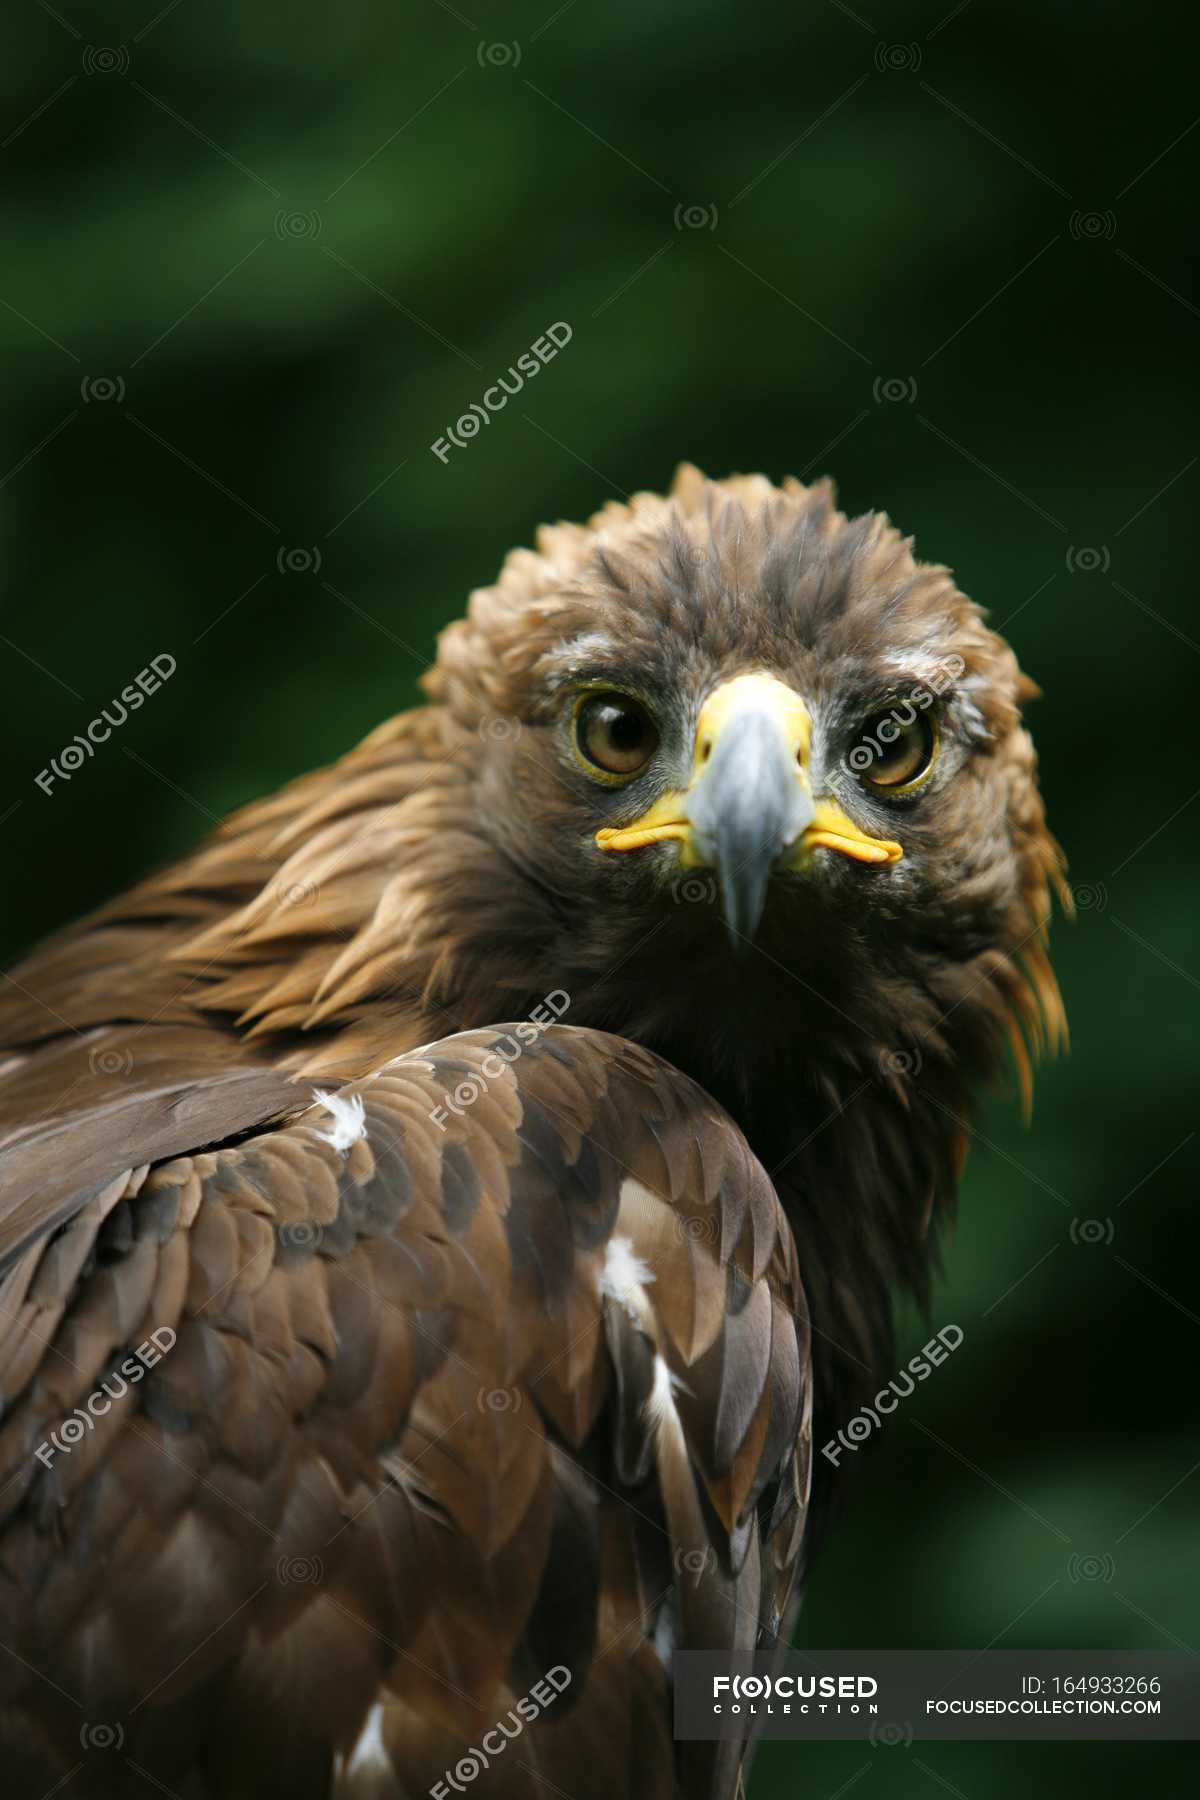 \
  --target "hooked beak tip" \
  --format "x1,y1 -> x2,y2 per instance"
718,859 -> 771,949
688,710 -> 814,946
